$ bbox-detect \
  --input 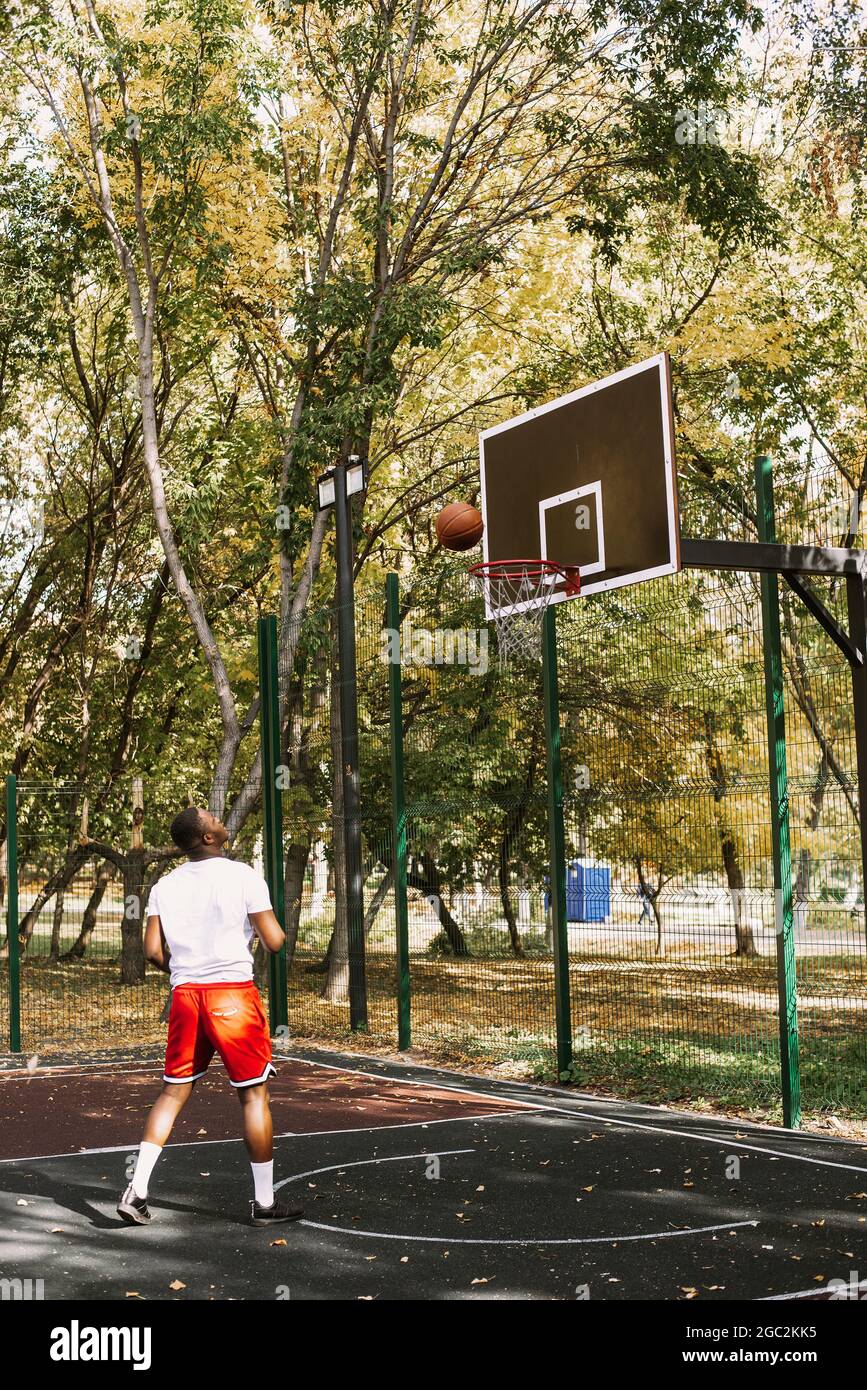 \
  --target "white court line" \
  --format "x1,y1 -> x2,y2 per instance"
6,1048 -> 866,1178
284,1055 -> 867,1177
299,1216 -> 760,1248
274,1148 -> 475,1188
5,1048 -> 859,1155
761,1280 -> 867,1301
275,1148 -> 760,1246
0,1110 -> 521,1166
0,1060 -> 166,1082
